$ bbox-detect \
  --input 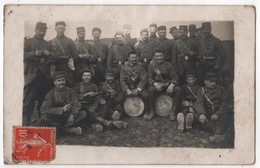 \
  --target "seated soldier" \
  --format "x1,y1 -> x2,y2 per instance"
100,69 -> 125,121
177,70 -> 200,132
194,71 -> 229,143
40,71 -> 86,136
120,50 -> 149,115
74,69 -> 126,132
145,49 -> 182,120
